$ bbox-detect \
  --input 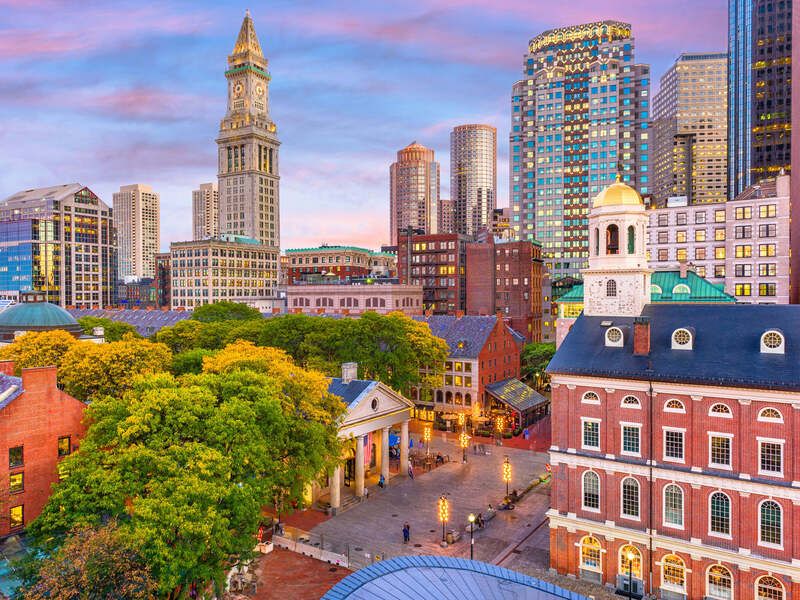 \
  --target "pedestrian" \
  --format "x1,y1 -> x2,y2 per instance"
378,474 -> 385,488
402,522 -> 410,544
408,459 -> 415,480
363,487 -> 370,500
